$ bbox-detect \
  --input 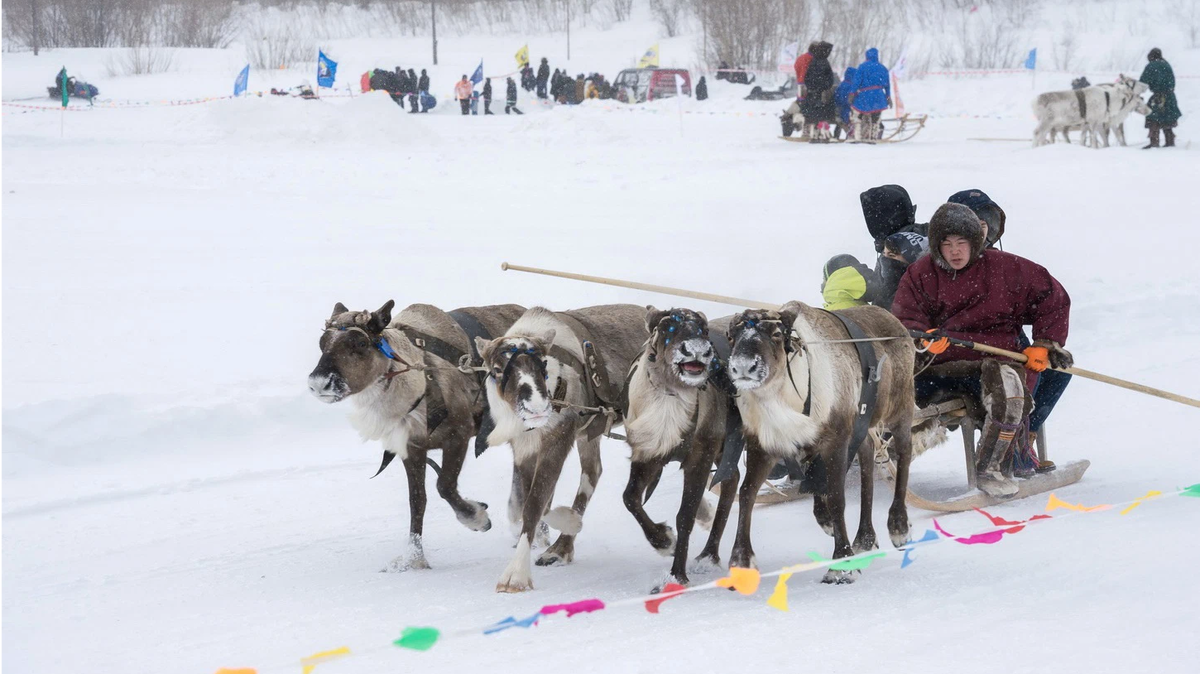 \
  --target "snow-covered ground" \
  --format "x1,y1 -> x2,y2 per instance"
4,26 -> 1200,674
